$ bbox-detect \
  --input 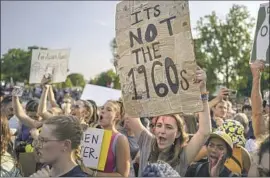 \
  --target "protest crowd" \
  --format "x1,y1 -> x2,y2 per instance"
1,1 -> 269,178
